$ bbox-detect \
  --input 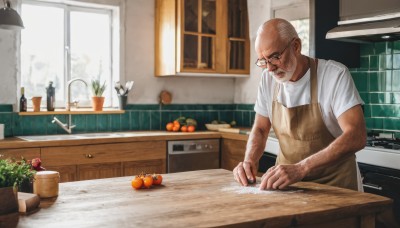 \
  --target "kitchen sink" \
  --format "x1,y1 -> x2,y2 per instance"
17,132 -> 162,141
